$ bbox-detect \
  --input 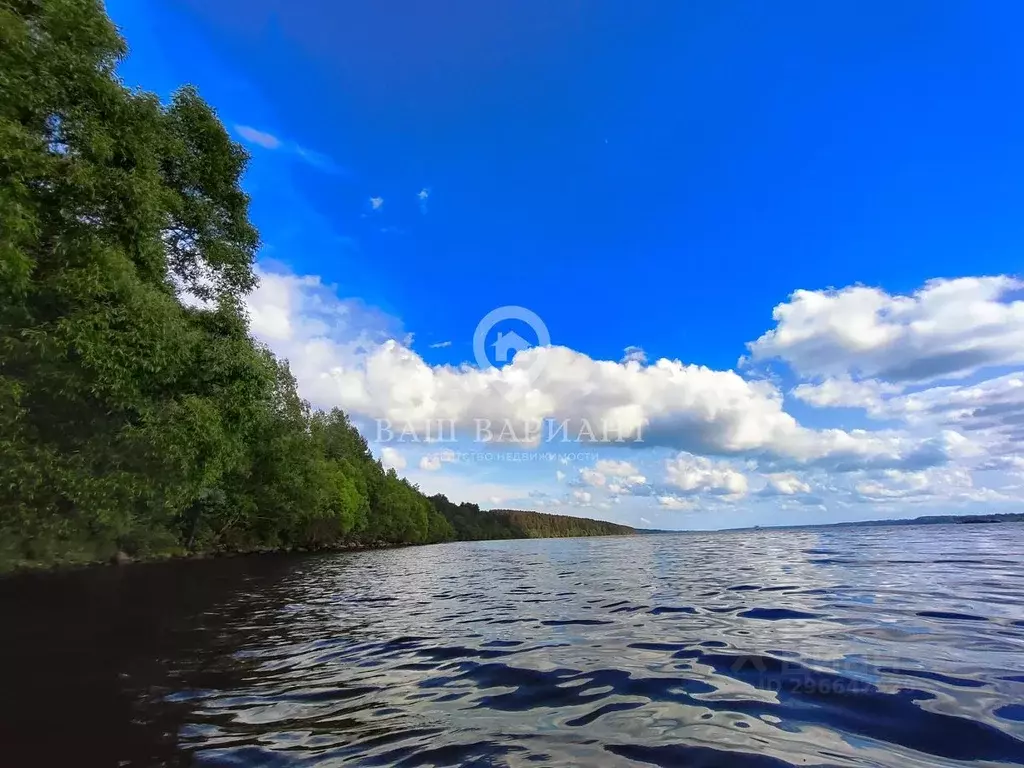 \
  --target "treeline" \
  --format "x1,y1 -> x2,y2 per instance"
0,0 -> 453,568
0,0 -> 627,571
429,496 -> 634,540
822,512 -> 1024,529
954,514 -> 1024,525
